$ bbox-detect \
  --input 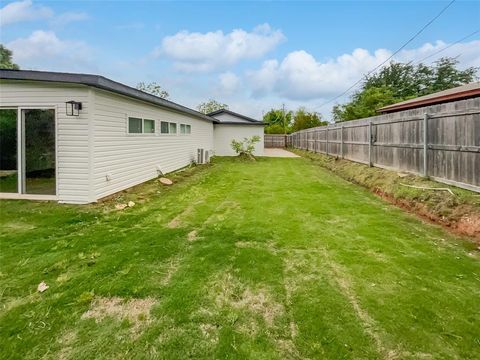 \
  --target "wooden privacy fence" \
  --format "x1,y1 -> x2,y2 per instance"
264,134 -> 289,148
289,97 -> 480,192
